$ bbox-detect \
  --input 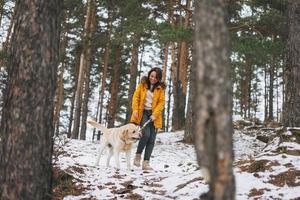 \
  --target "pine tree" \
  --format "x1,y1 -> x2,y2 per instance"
193,0 -> 235,199
0,0 -> 61,198
283,1 -> 300,127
